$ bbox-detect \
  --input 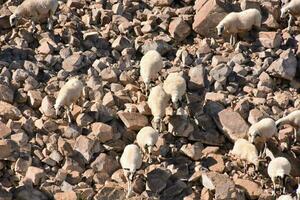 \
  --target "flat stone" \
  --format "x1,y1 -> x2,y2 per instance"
202,171 -> 238,200
214,108 -> 249,142
234,178 -> 262,199
0,121 -> 11,139
91,122 -> 114,143
118,112 -> 148,131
